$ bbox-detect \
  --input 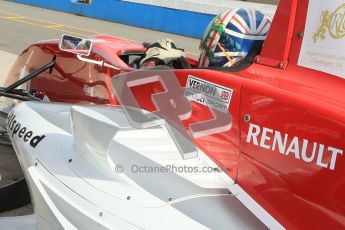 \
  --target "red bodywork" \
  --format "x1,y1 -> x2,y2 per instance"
5,0 -> 345,228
